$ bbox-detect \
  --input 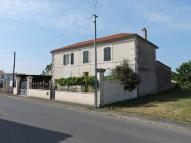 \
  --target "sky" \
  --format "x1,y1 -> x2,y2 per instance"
0,0 -> 191,74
